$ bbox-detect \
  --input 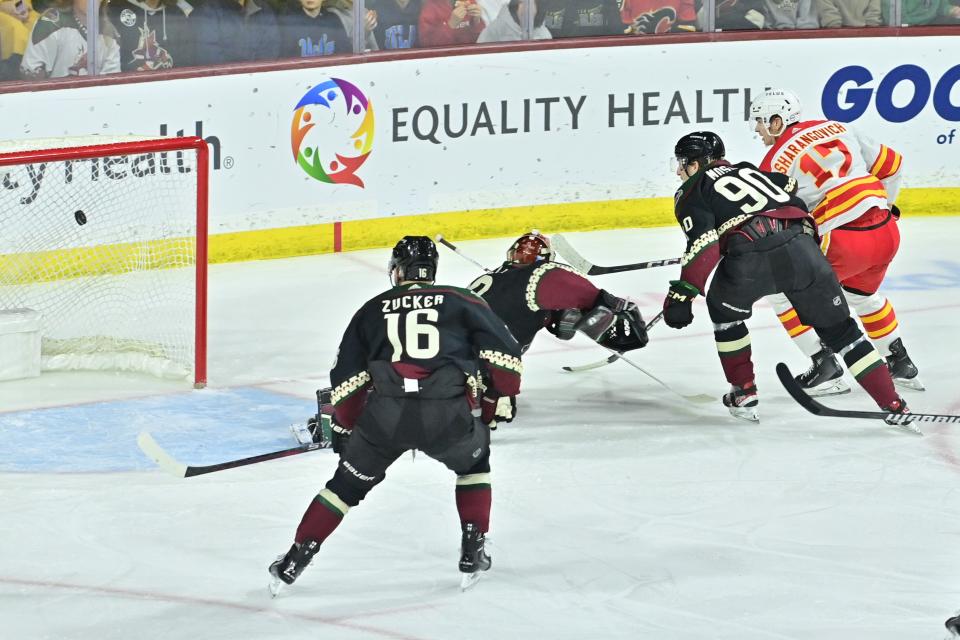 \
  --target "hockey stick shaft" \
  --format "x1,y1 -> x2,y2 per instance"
552,234 -> 680,276
435,235 -> 492,273
775,363 -> 948,433
562,310 -> 663,373
137,431 -> 325,478
610,348 -> 714,404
